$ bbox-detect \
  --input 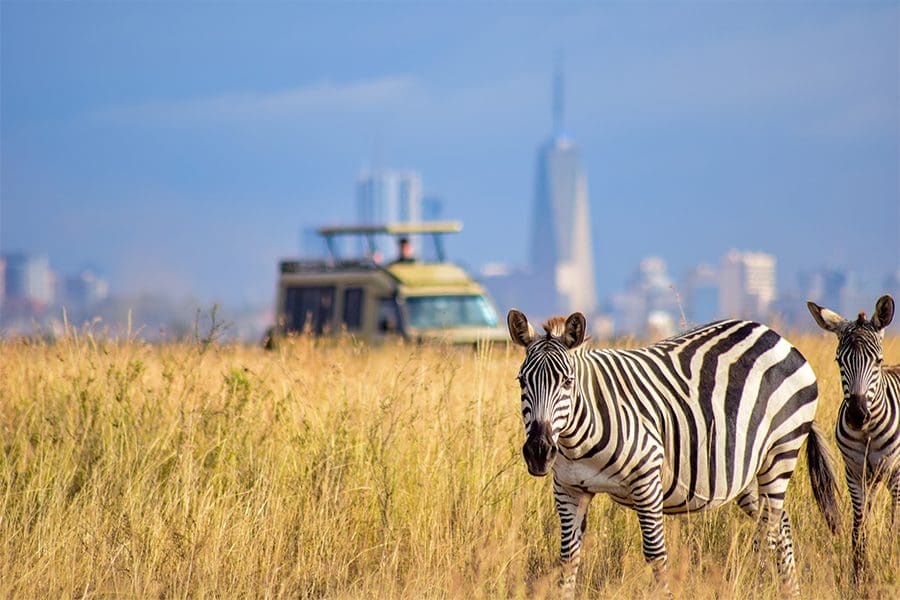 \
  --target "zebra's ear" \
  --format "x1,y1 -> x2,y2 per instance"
507,309 -> 535,347
562,312 -> 586,349
872,295 -> 894,331
807,301 -> 846,333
